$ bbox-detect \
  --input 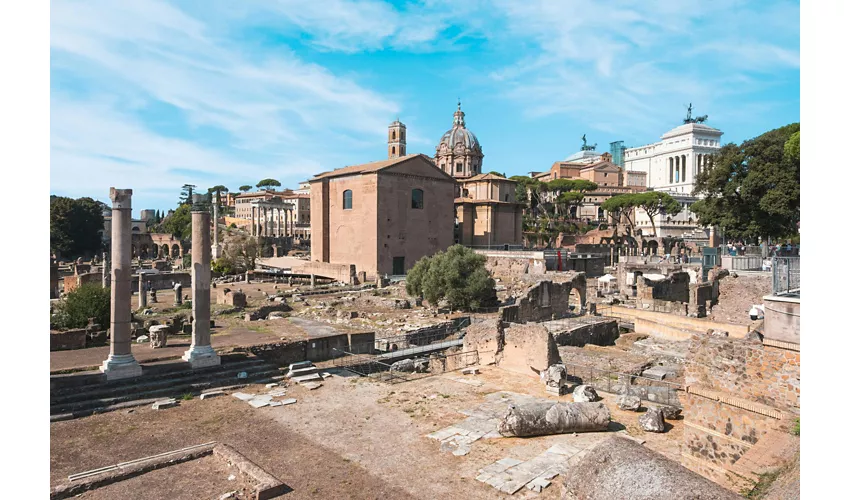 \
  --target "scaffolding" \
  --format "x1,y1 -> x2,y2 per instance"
609,140 -> 626,167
